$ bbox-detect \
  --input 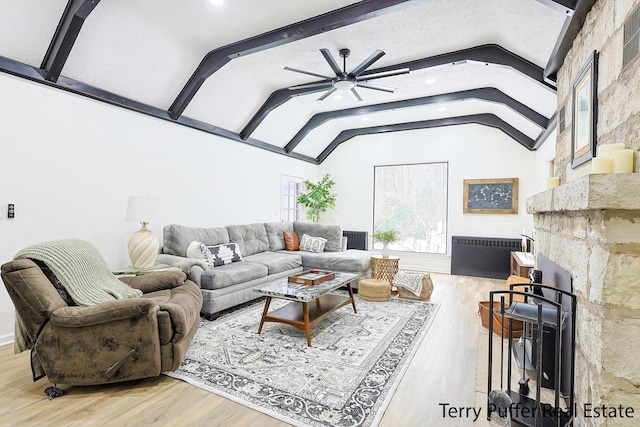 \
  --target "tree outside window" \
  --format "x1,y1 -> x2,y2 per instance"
373,163 -> 448,254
